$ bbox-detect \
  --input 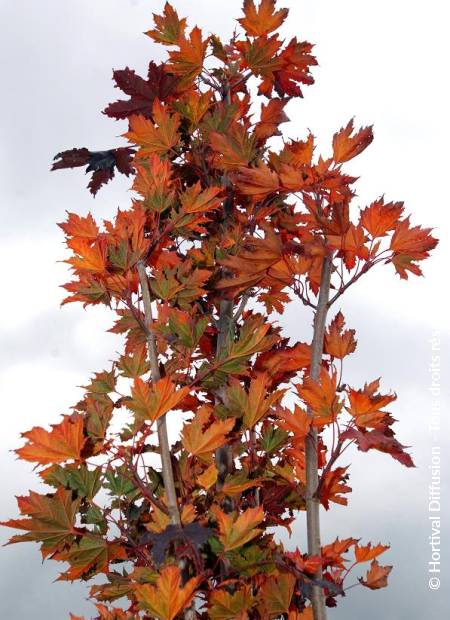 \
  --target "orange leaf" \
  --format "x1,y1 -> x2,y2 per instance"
135,565 -> 200,620
209,584 -> 256,619
1,488 -> 79,557
254,98 -> 289,142
211,505 -> 264,551
243,372 -> 285,428
297,368 -> 341,425
276,404 -> 310,439
16,415 -> 85,465
327,223 -> 369,270
210,125 -> 256,170
360,198 -> 404,238
59,212 -> 99,240
128,376 -> 189,423
197,464 -> 218,489
66,237 -> 108,274
181,405 -> 235,457
332,118 -> 373,163
324,311 -> 357,359
260,571 -> 296,615
145,2 -> 187,45
355,542 -> 390,564
389,217 -> 438,279
180,182 -> 223,214
289,609 -> 313,620
234,162 -> 280,197
319,466 -> 351,509
347,379 -> 396,428
359,559 -> 392,590
321,537 -> 358,569
124,99 -> 180,157
167,26 -> 208,89
238,0 -> 289,37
